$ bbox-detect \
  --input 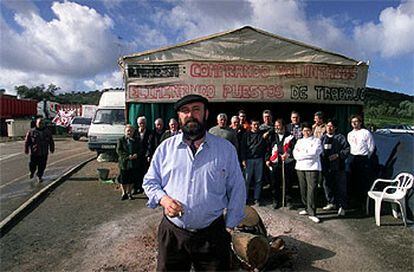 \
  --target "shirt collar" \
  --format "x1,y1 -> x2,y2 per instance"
176,132 -> 211,149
